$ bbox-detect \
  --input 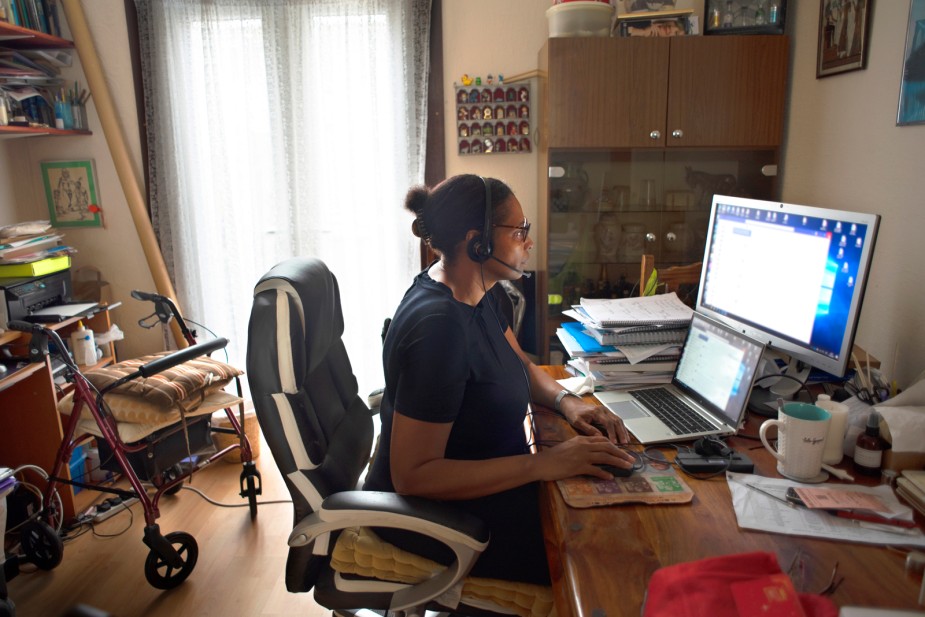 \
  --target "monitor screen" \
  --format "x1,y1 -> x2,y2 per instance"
696,194 -> 879,379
